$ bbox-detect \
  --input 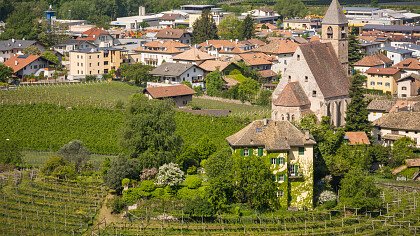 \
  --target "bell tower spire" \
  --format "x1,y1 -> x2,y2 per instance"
321,0 -> 349,74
